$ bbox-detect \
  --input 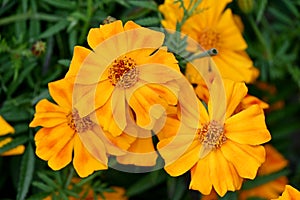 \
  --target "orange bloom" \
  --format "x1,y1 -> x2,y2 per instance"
0,115 -> 25,156
158,79 -> 271,196
160,0 -> 259,83
64,20 -> 181,167
271,185 -> 300,200
29,79 -> 131,177
239,144 -> 288,199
